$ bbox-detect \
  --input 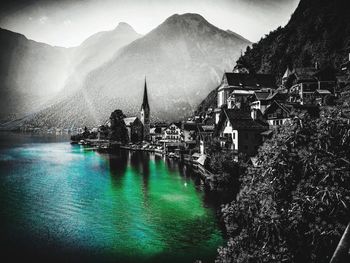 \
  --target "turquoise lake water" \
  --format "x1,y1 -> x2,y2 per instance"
0,133 -> 224,262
